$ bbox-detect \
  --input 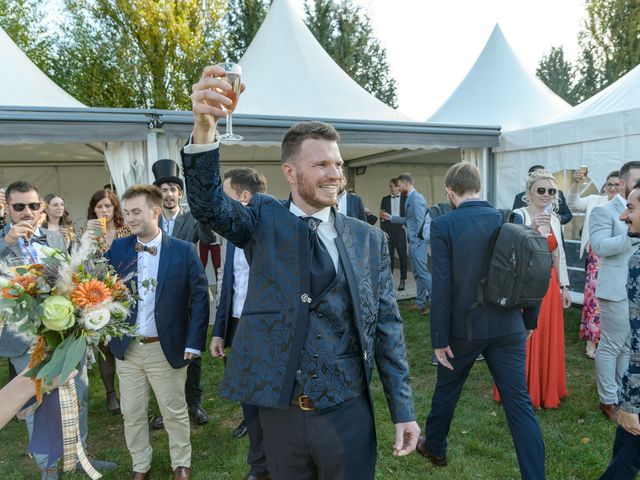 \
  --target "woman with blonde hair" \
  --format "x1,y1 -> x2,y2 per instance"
494,171 -> 571,409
